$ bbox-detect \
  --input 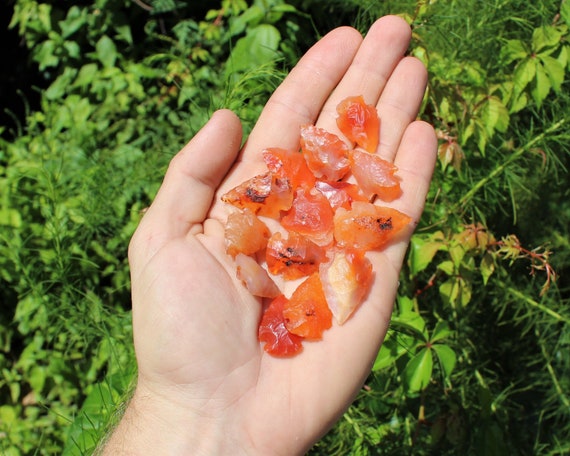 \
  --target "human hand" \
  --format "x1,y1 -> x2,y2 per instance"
103,15 -> 437,456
